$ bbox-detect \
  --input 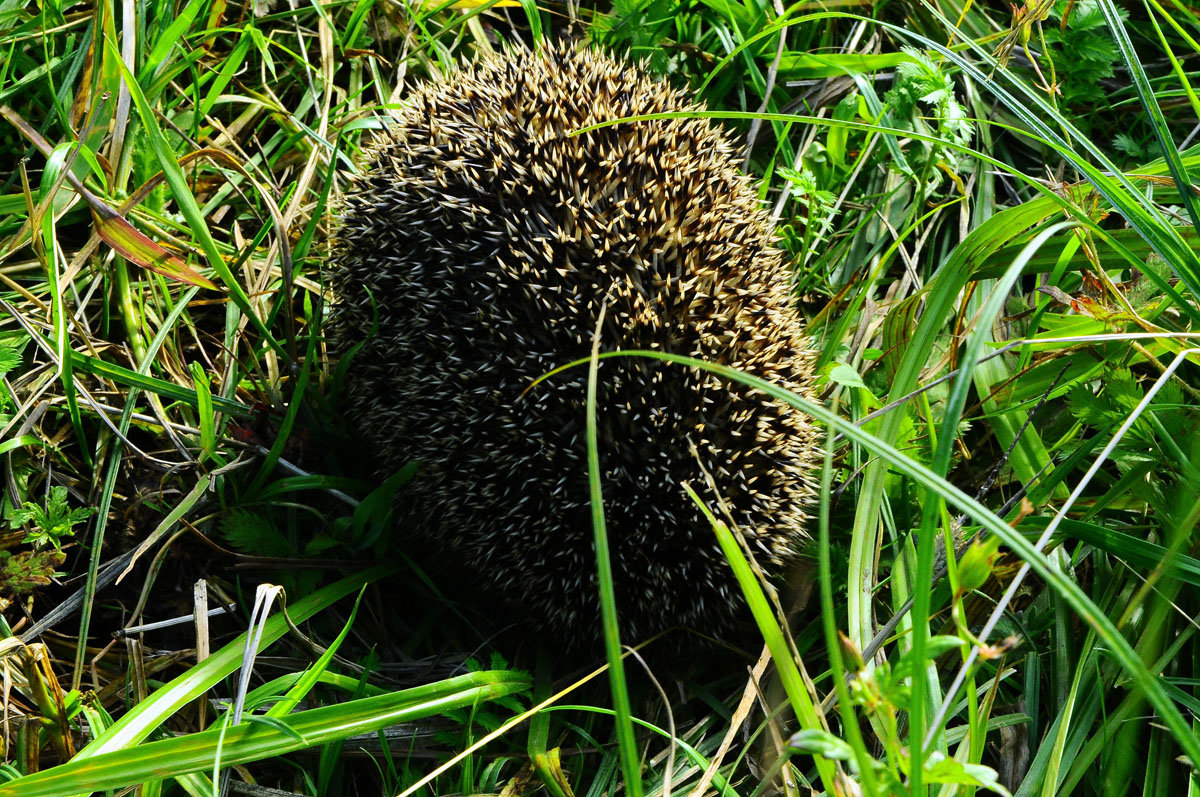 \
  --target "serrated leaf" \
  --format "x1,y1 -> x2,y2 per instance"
1104,368 -> 1142,410
221,510 -> 294,557
0,344 -> 20,376
1066,384 -> 1115,427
